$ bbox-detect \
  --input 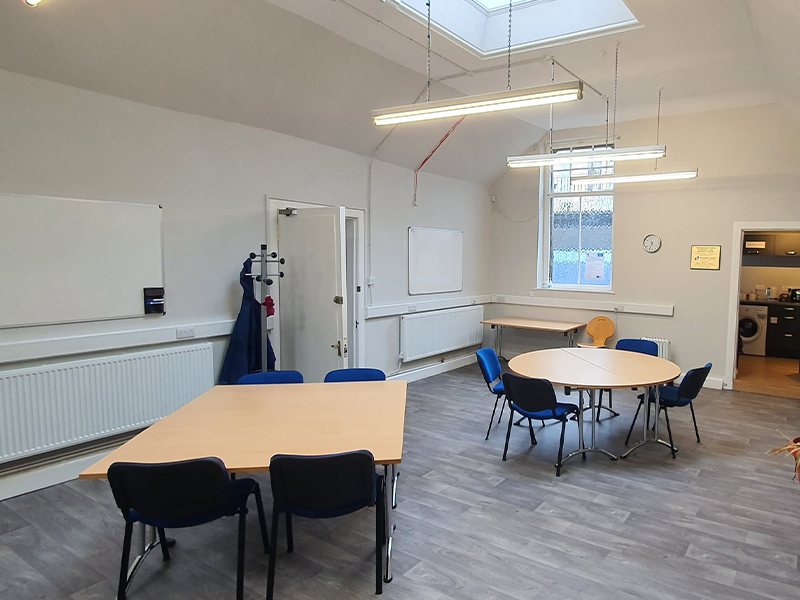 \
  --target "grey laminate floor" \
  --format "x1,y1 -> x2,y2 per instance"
2,364 -> 800,600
